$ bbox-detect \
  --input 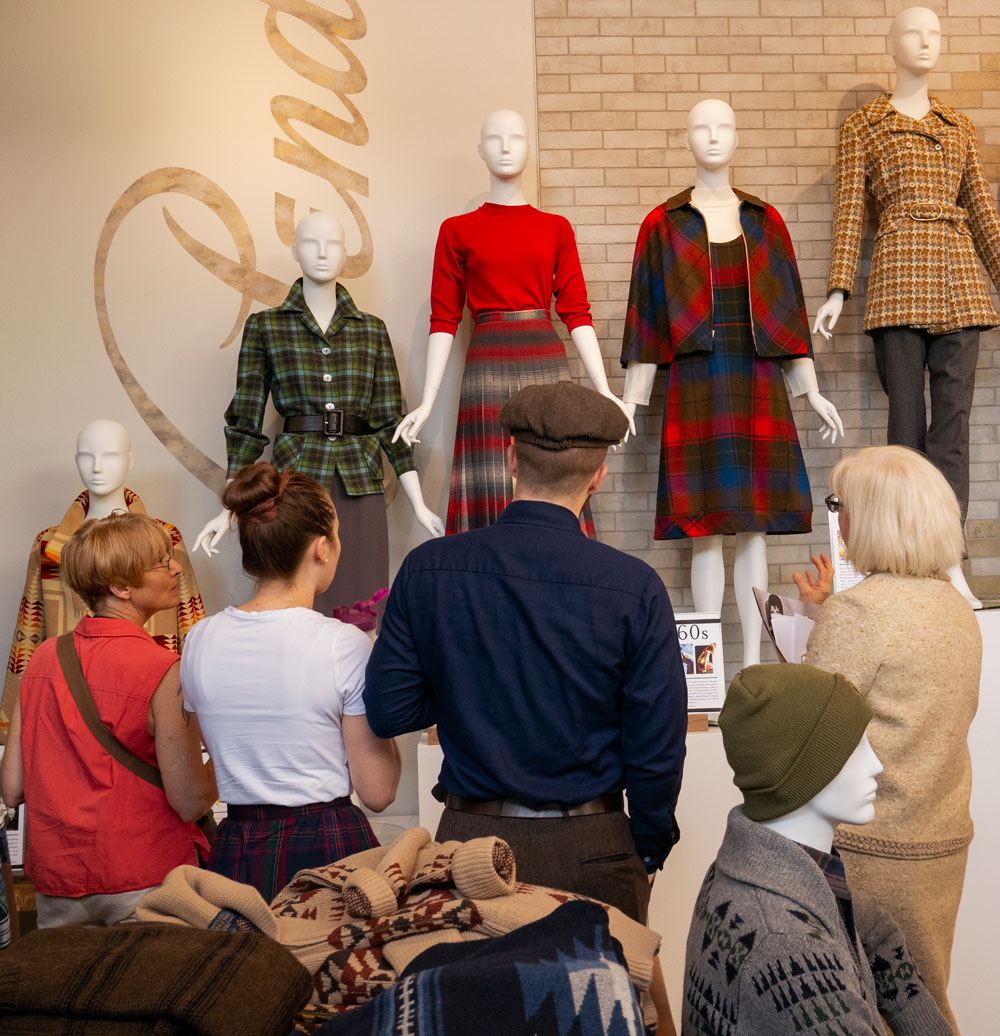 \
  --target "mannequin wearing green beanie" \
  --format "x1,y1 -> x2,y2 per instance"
682,664 -> 952,1036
